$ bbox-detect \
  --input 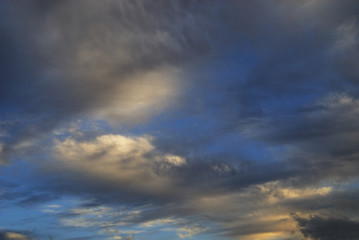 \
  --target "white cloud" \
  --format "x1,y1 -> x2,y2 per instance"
53,134 -> 186,194
163,155 -> 186,166
176,226 -> 208,238
92,68 -> 182,126
141,218 -> 178,227
71,206 -> 113,218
